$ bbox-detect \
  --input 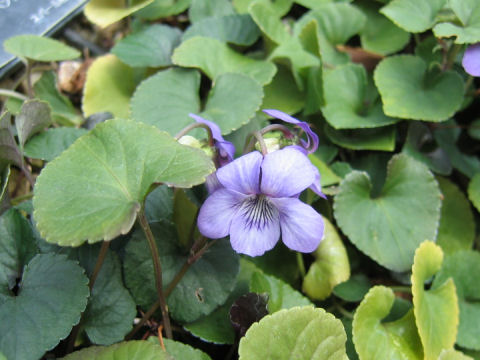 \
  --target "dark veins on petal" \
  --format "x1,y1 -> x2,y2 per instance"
240,195 -> 277,230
